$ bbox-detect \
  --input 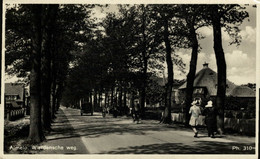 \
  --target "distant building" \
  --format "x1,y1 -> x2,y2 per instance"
227,85 -> 255,108
228,85 -> 255,98
146,75 -> 184,108
5,83 -> 26,109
